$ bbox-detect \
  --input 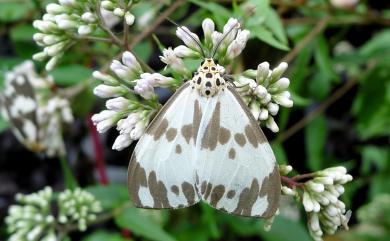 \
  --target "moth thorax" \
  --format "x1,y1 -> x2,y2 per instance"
191,58 -> 225,97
